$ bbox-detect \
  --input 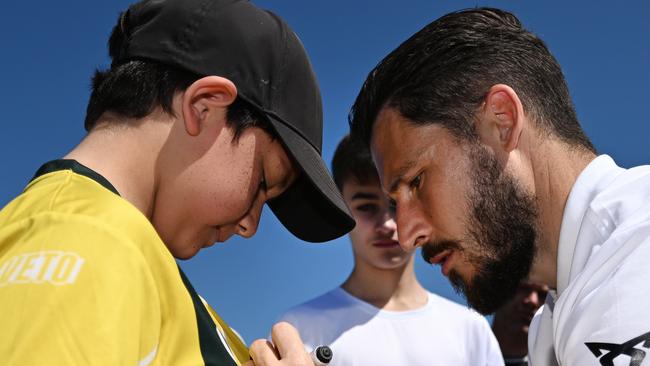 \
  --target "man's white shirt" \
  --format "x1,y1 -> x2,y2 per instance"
279,287 -> 504,366
529,155 -> 650,365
